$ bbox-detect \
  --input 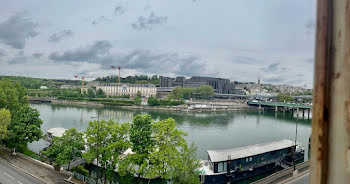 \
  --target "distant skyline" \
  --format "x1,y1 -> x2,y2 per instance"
0,0 -> 316,88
